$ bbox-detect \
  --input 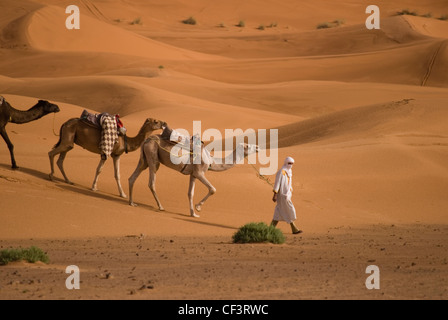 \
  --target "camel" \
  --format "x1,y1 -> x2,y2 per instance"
128,132 -> 259,217
0,96 -> 60,169
48,117 -> 166,198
